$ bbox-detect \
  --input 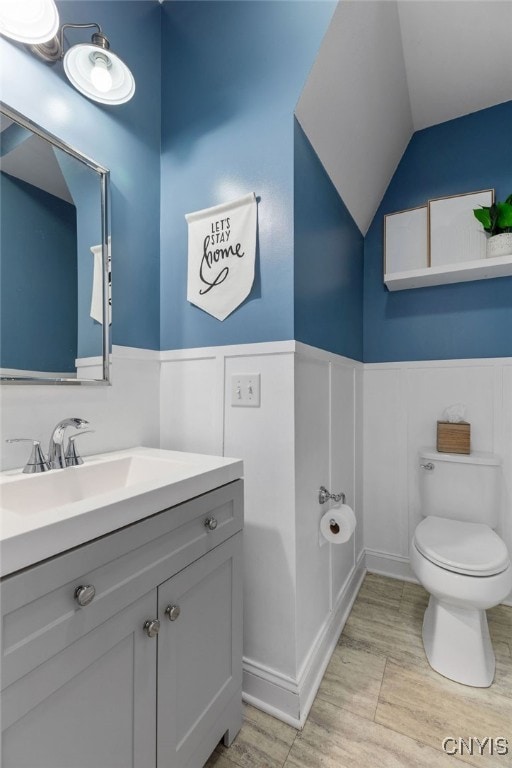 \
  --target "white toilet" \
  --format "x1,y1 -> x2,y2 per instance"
410,449 -> 512,687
